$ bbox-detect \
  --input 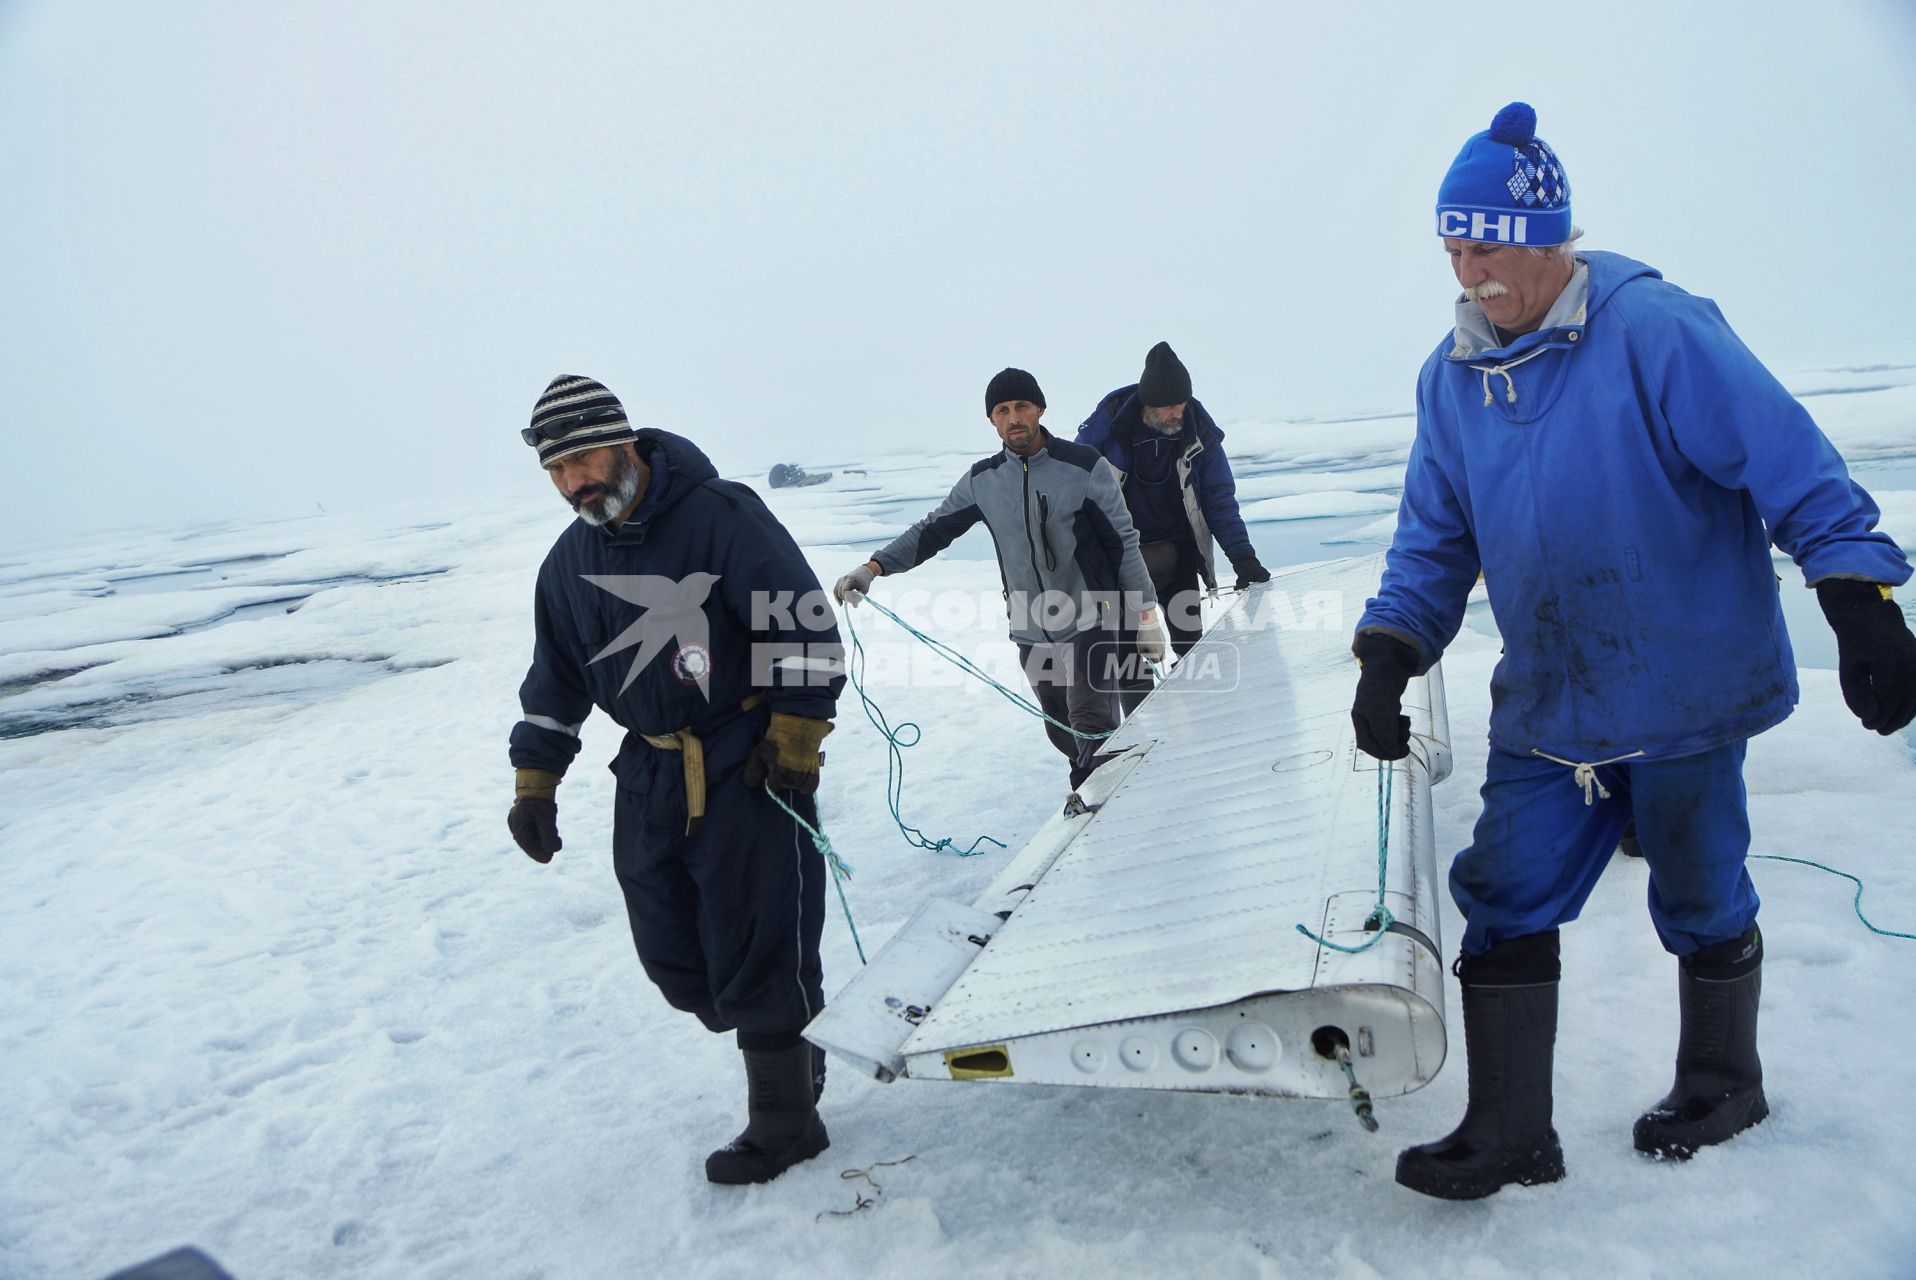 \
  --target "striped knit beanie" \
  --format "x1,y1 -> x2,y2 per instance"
526,375 -> 638,465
